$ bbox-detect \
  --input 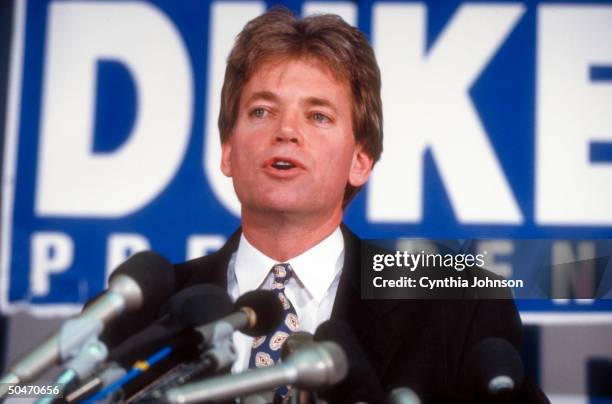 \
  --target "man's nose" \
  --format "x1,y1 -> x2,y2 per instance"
274,111 -> 303,145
